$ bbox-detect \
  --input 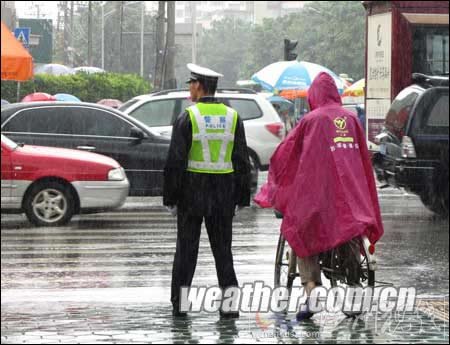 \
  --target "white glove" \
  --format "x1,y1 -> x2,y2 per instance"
235,206 -> 244,216
166,206 -> 177,217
